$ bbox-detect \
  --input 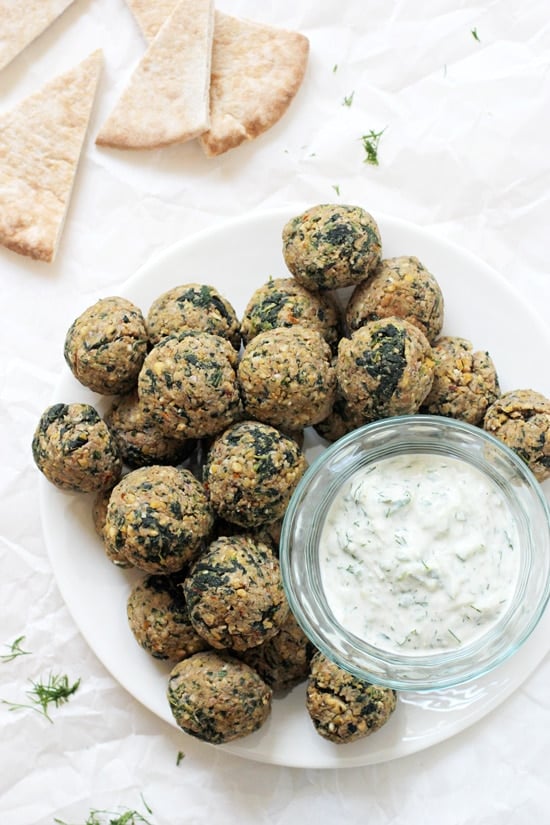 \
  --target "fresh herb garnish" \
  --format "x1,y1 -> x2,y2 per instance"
332,63 -> 338,73
2,672 -> 80,722
342,91 -> 355,107
54,807 -> 154,825
360,128 -> 386,165
176,750 -> 185,765
332,184 -> 341,196
0,635 -> 31,663
471,27 -> 480,41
